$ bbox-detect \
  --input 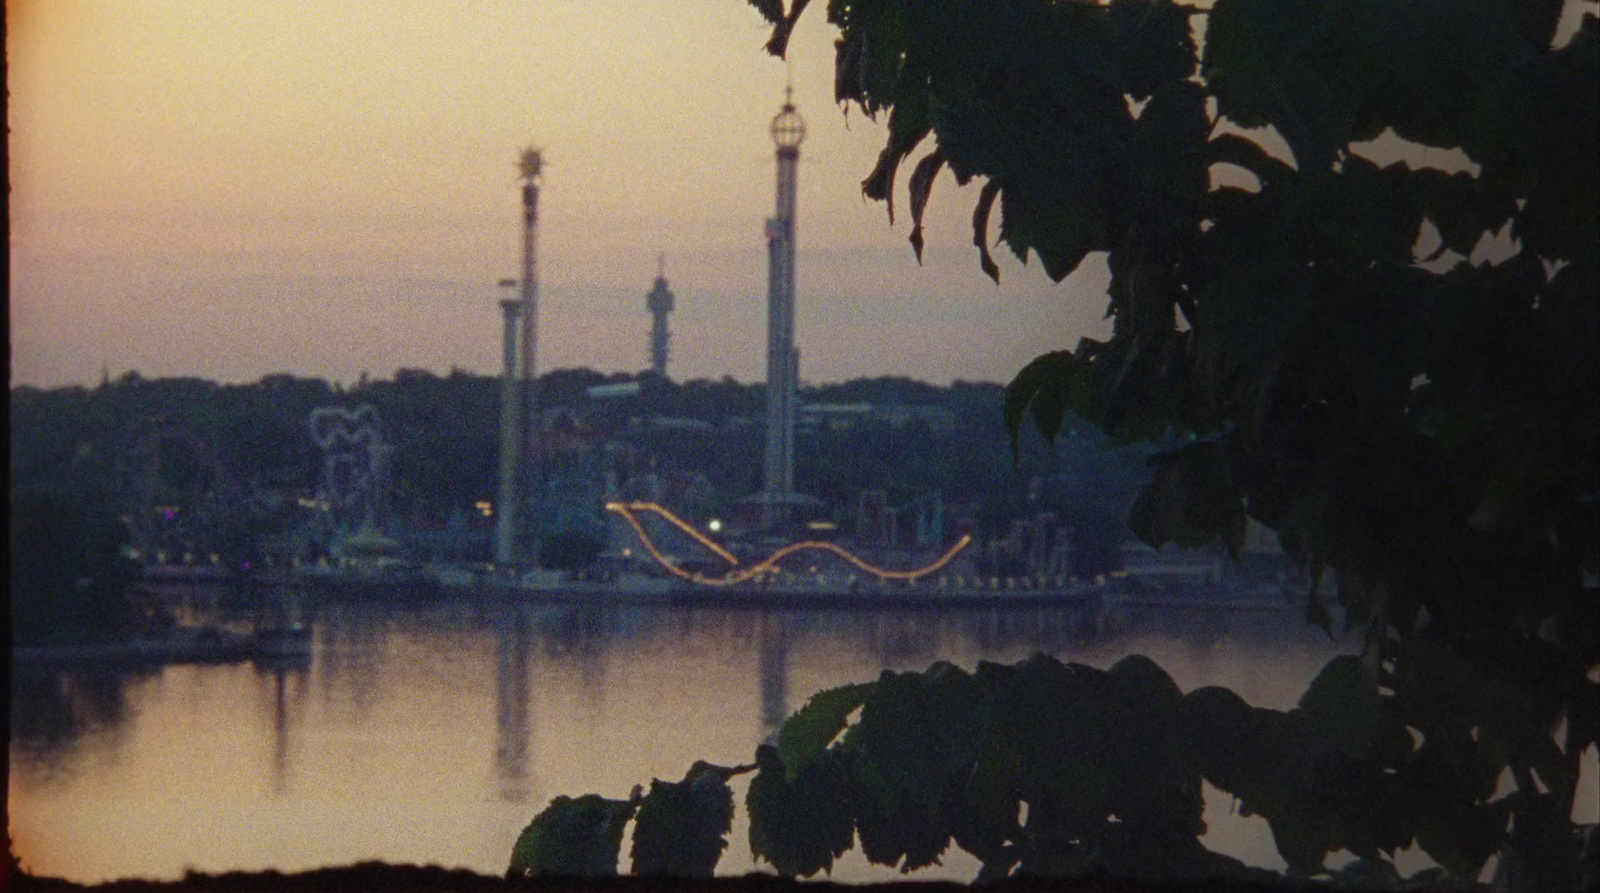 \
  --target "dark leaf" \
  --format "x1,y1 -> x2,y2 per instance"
907,150 -> 946,263
1205,132 -> 1295,189
1295,655 -> 1381,761
746,0 -> 784,28
777,681 -> 873,781
508,792 -> 638,879
1126,441 -> 1245,550
1384,639 -> 1486,737
997,186 -> 1100,282
843,663 -> 988,817
854,785 -> 953,873
1101,655 -> 1203,837
827,0 -> 908,113
1507,0 -> 1565,50
1107,0 -> 1198,100
1409,168 -> 1516,259
1412,799 -> 1509,880
1181,685 -> 1274,793
763,0 -> 812,58
629,763 -> 741,878
1105,653 -> 1182,711
1331,857 -> 1401,888
907,150 -> 945,229
1003,350 -> 1078,459
746,744 -> 855,877
834,28 -> 866,105
972,179 -> 1001,282
981,655 -> 1112,826
1135,79 -> 1211,211
861,98 -> 931,224
1203,0 -> 1365,170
